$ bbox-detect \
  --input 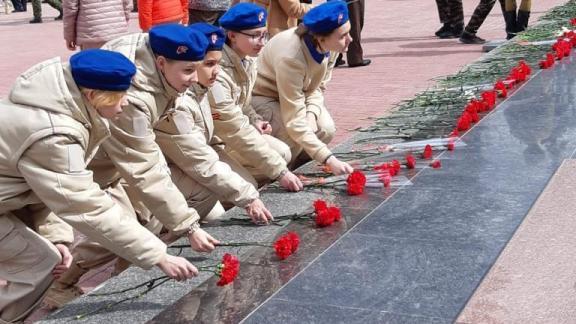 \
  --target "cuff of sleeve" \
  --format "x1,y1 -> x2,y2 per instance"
267,163 -> 288,180
312,146 -> 333,164
169,211 -> 201,235
236,187 -> 260,208
135,241 -> 168,270
306,105 -> 322,119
